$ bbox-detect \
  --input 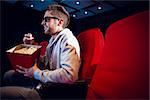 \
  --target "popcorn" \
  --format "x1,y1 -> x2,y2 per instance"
6,44 -> 42,69
14,47 -> 37,55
